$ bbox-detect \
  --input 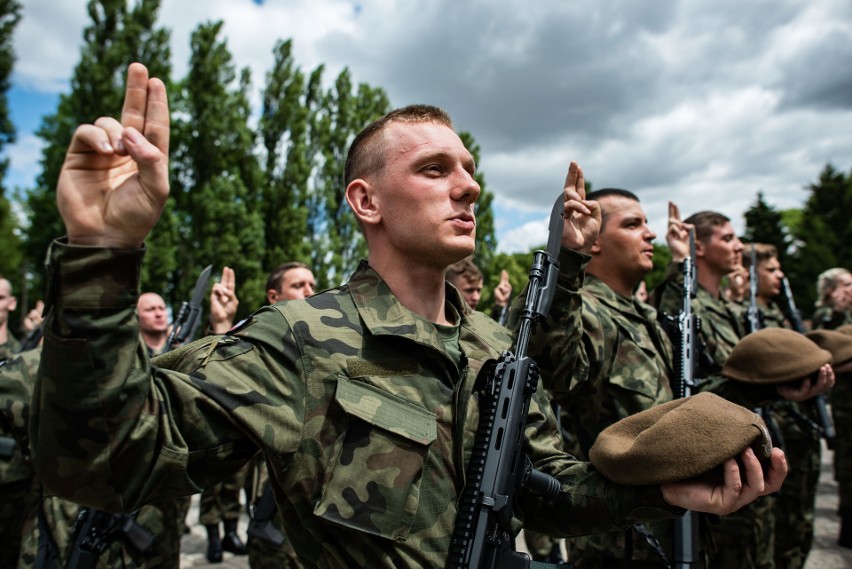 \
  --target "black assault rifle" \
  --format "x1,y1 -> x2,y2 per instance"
780,276 -> 836,449
446,195 -> 565,569
671,228 -> 701,569
166,265 -> 213,350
